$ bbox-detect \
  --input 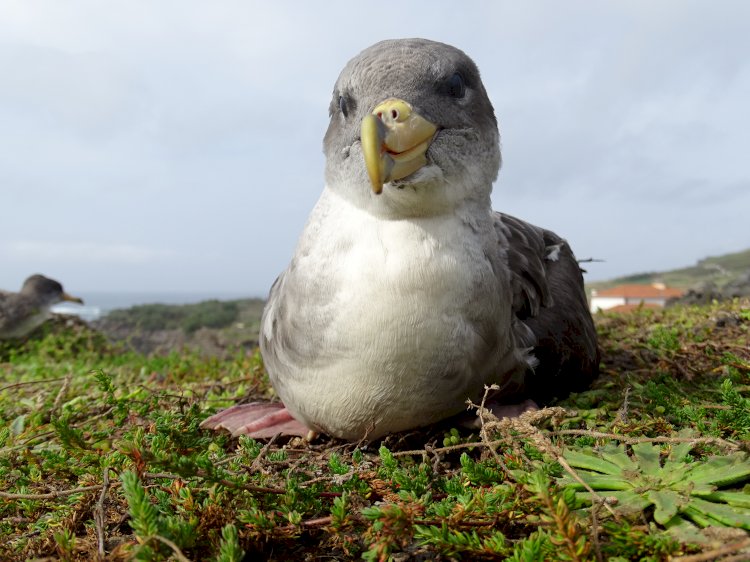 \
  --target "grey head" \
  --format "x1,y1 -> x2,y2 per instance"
323,38 -> 501,217
0,274 -> 83,339
20,274 -> 84,307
